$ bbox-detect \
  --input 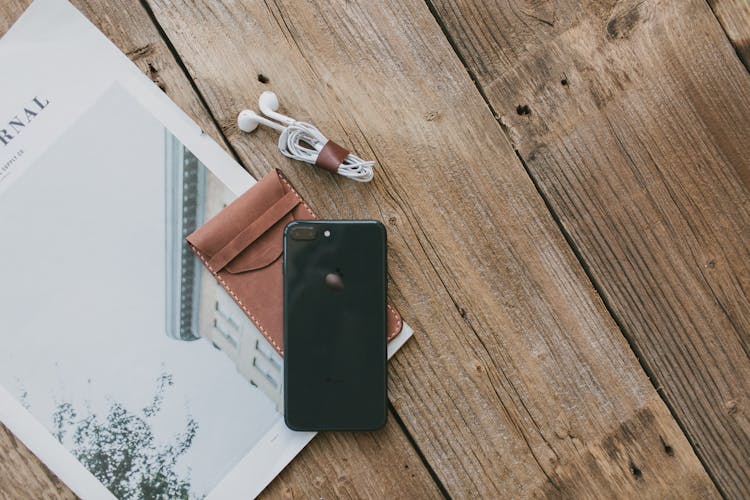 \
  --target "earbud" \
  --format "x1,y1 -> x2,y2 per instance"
237,109 -> 286,133
258,90 -> 279,113
258,91 -> 294,125
237,91 -> 375,182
